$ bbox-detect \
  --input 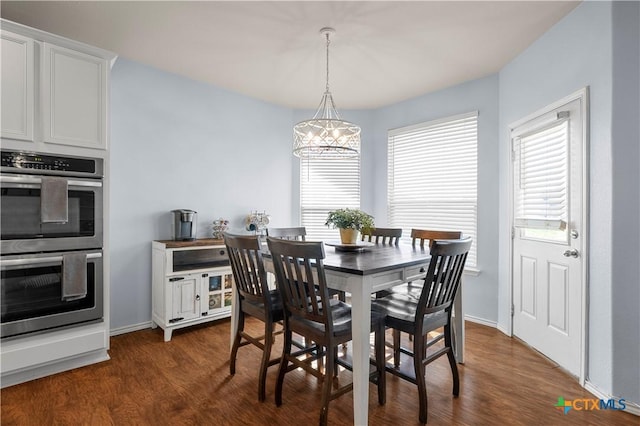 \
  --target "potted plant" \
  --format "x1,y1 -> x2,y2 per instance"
325,208 -> 375,244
